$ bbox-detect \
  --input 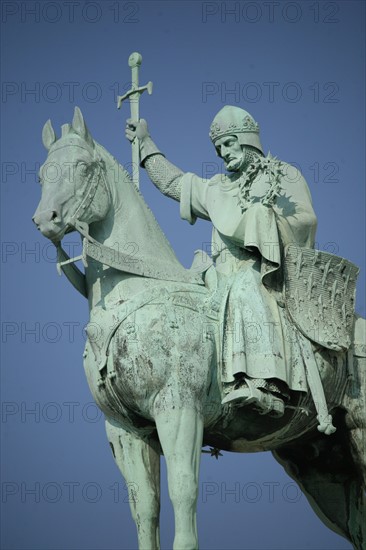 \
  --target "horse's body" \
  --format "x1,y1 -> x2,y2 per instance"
34,109 -> 366,550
